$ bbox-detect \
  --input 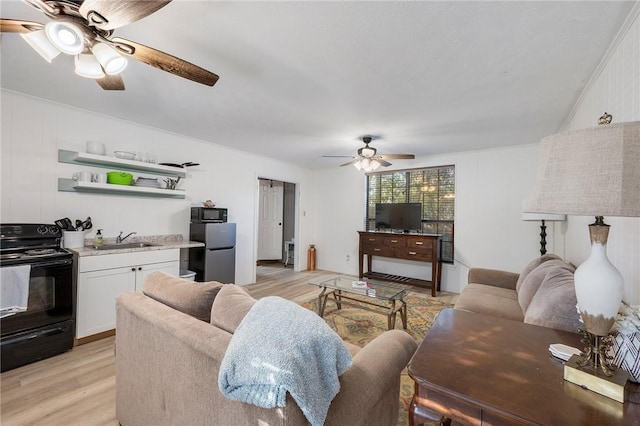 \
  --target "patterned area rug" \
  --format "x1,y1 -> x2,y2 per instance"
301,293 -> 453,426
